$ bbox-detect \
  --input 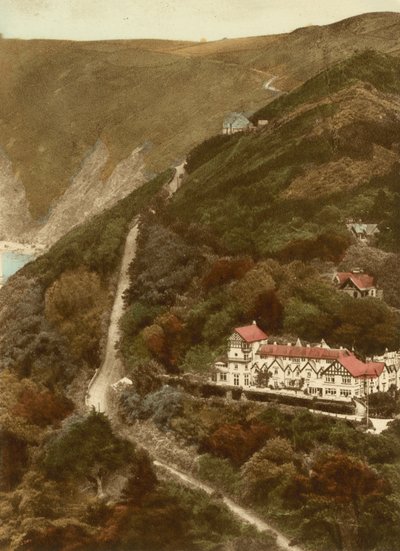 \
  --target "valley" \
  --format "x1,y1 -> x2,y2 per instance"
2,11 -> 400,551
